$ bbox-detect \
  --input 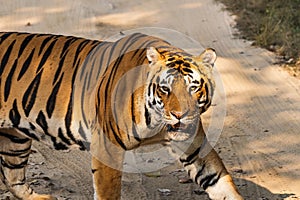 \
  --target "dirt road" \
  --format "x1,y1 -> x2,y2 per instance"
0,0 -> 299,199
